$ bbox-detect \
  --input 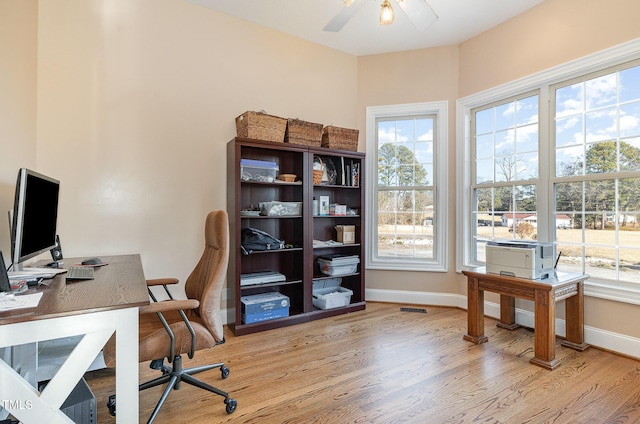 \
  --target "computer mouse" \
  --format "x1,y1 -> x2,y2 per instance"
81,257 -> 102,266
